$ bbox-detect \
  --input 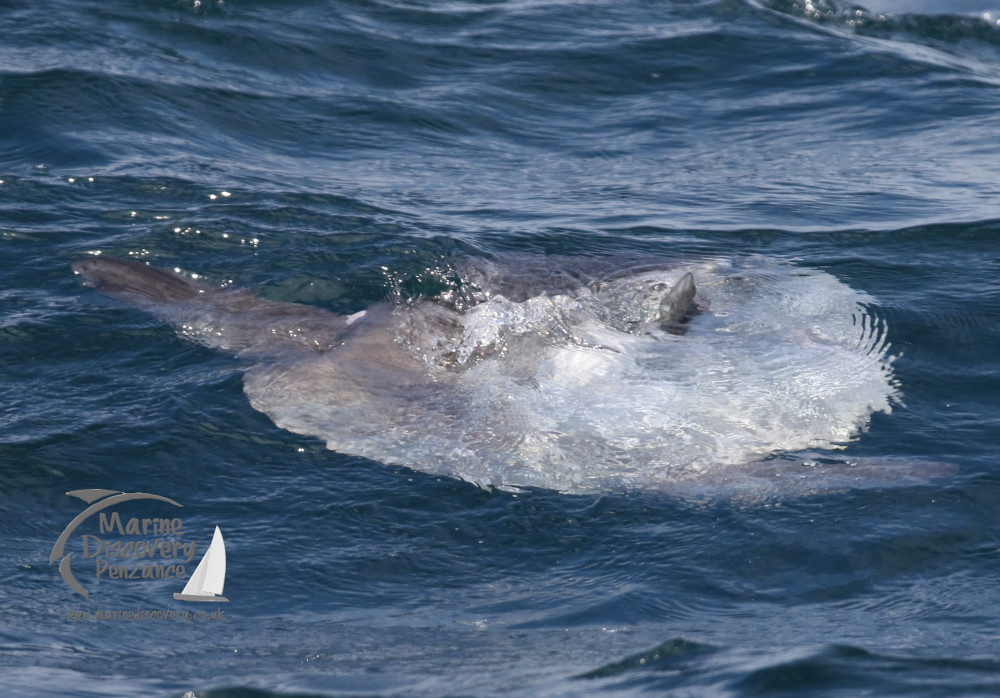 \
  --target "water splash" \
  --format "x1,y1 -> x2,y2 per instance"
75,254 -> 904,494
